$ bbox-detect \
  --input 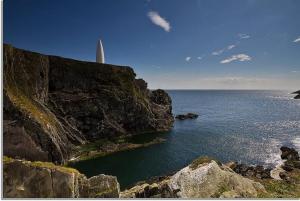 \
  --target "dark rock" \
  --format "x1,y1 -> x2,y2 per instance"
175,113 -> 199,120
291,90 -> 300,94
282,163 -> 294,172
279,171 -> 292,183
292,90 -> 300,99
232,163 -> 271,179
3,44 -> 174,164
280,146 -> 299,161
280,146 -> 300,171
